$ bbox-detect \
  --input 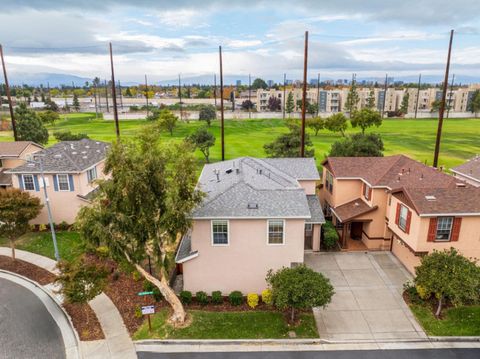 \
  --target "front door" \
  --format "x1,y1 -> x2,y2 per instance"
304,223 -> 313,250
350,222 -> 363,240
